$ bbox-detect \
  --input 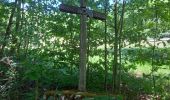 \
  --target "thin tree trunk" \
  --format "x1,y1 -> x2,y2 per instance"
117,0 -> 126,93
1,0 -> 17,56
104,0 -> 108,91
16,0 -> 24,56
35,80 -> 39,100
10,0 -> 22,55
112,0 -> 118,93
24,19 -> 30,58
151,2 -> 158,97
